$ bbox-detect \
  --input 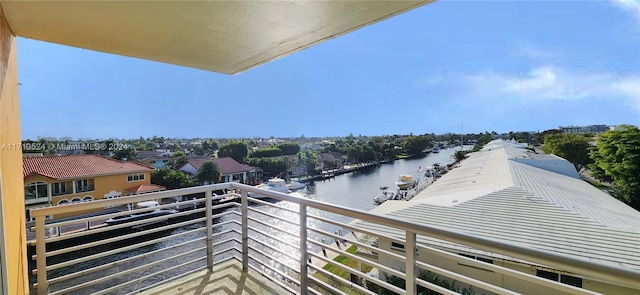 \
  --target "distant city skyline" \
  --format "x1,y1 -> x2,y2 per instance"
18,1 -> 640,139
